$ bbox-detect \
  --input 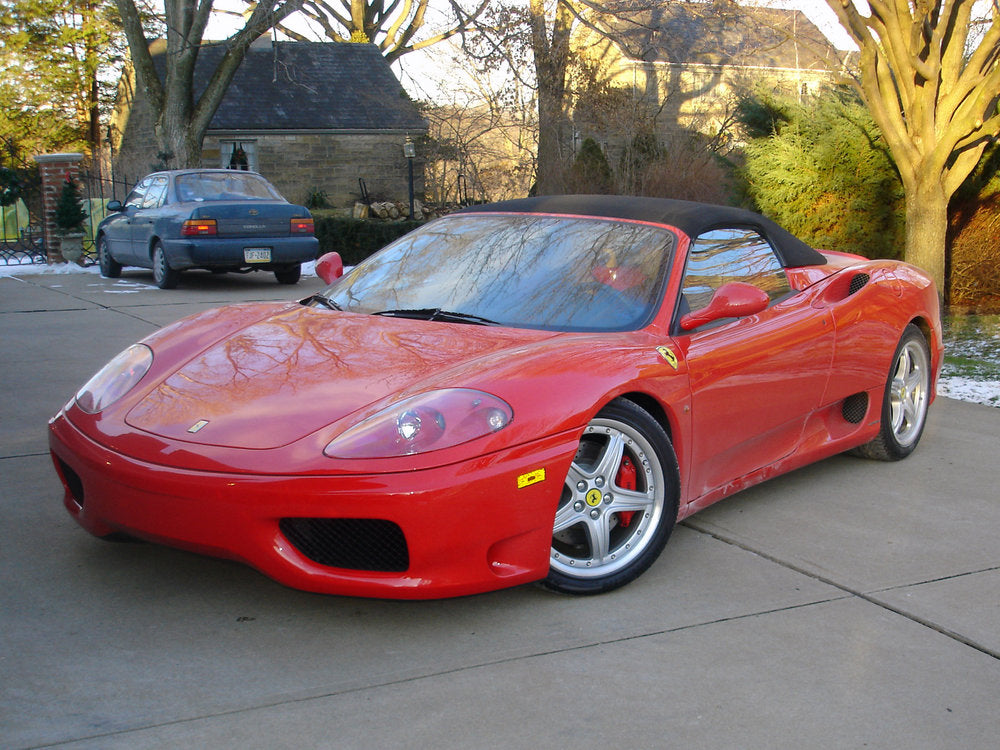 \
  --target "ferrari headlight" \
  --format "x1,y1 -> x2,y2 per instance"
75,344 -> 153,414
325,389 -> 513,459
